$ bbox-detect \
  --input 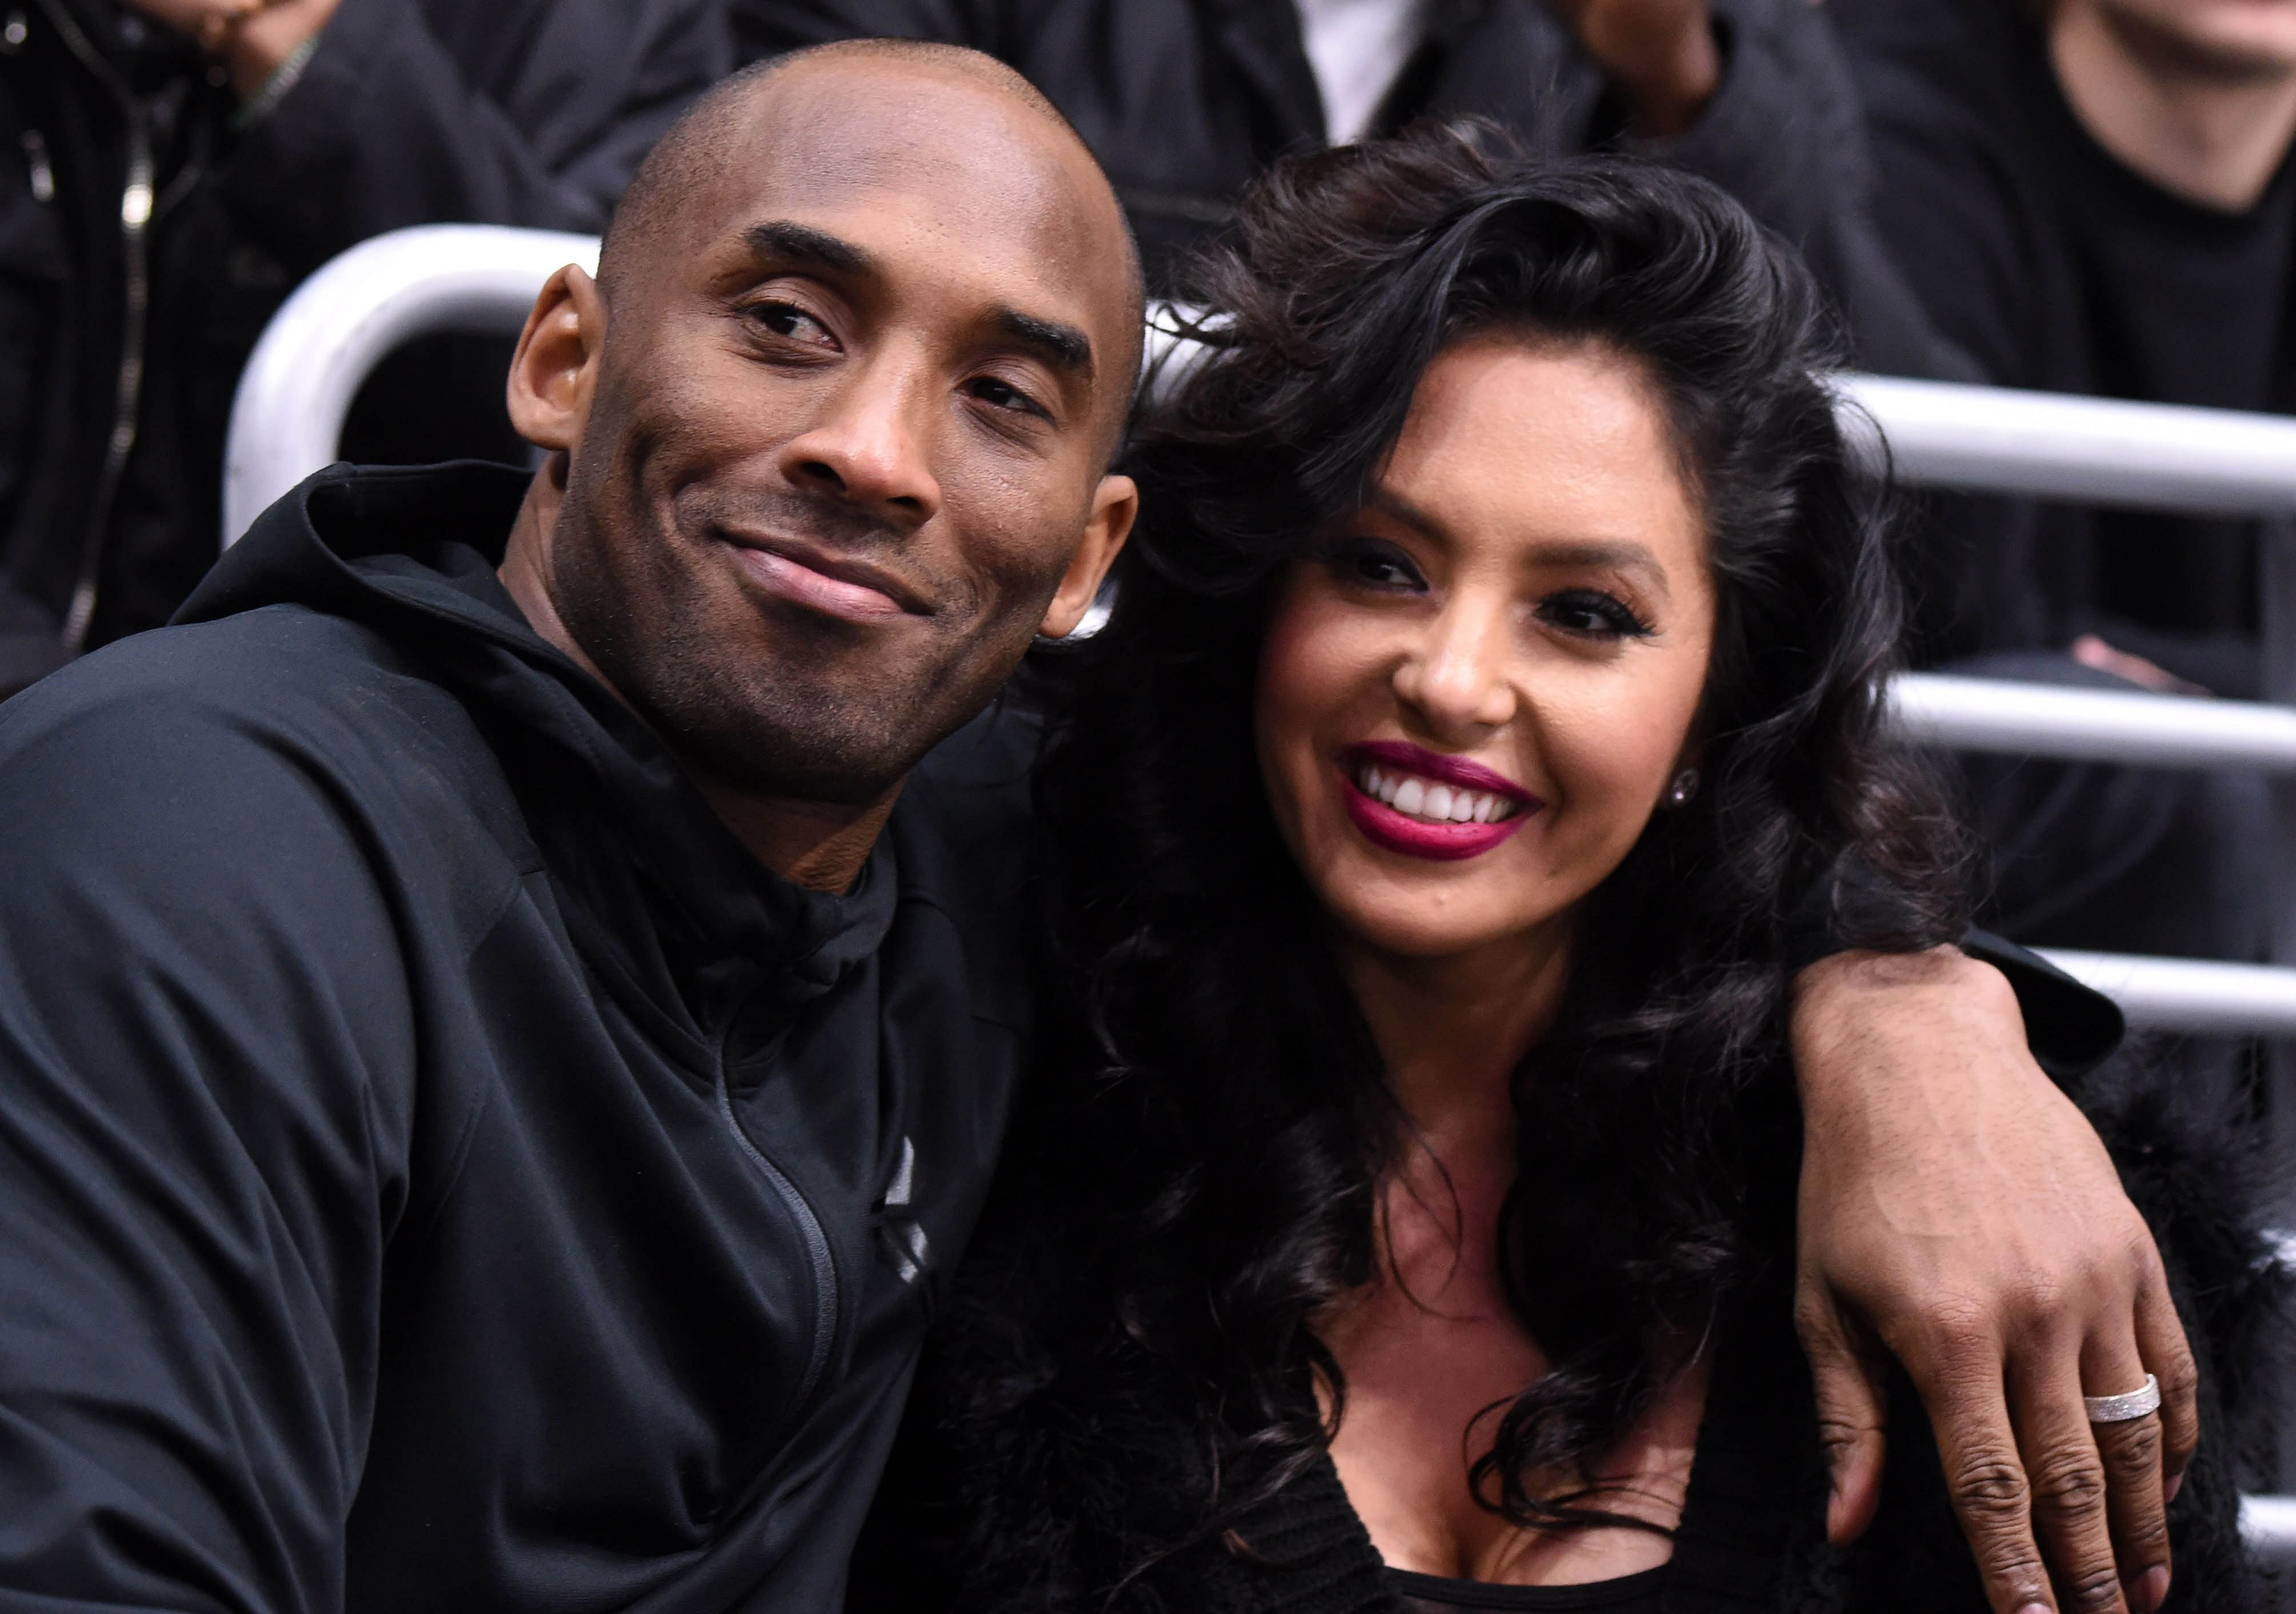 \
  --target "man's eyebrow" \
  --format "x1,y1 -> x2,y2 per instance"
993,308 -> 1095,381
742,219 -> 877,277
